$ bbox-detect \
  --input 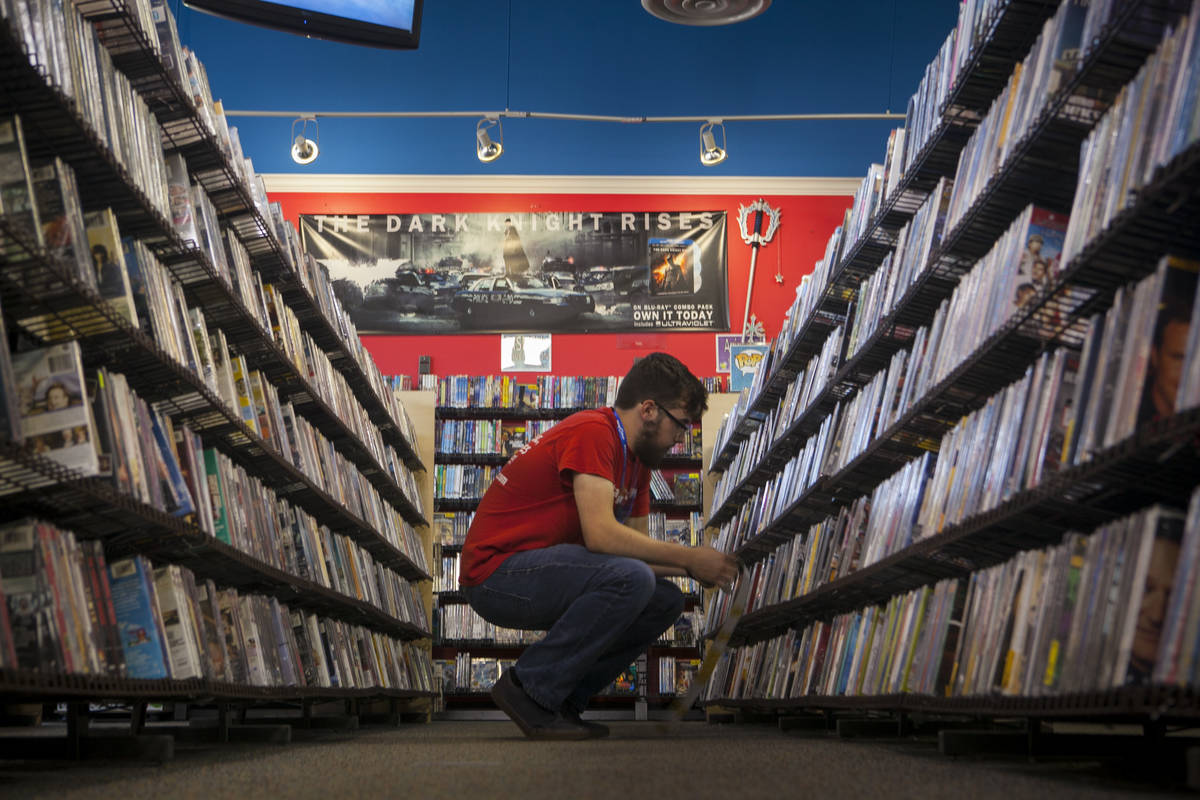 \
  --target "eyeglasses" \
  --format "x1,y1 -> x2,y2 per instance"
655,402 -> 691,437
